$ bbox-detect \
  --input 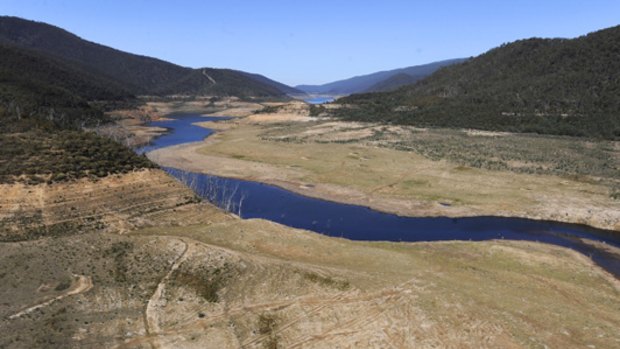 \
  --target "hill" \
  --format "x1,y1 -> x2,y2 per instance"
335,26 -> 620,139
0,43 -> 134,129
236,70 -> 306,95
0,16 -> 296,98
2,178 -> 618,348
0,42 -> 154,185
154,68 -> 291,97
0,16 -> 302,183
295,58 -> 466,95
365,72 -> 426,92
